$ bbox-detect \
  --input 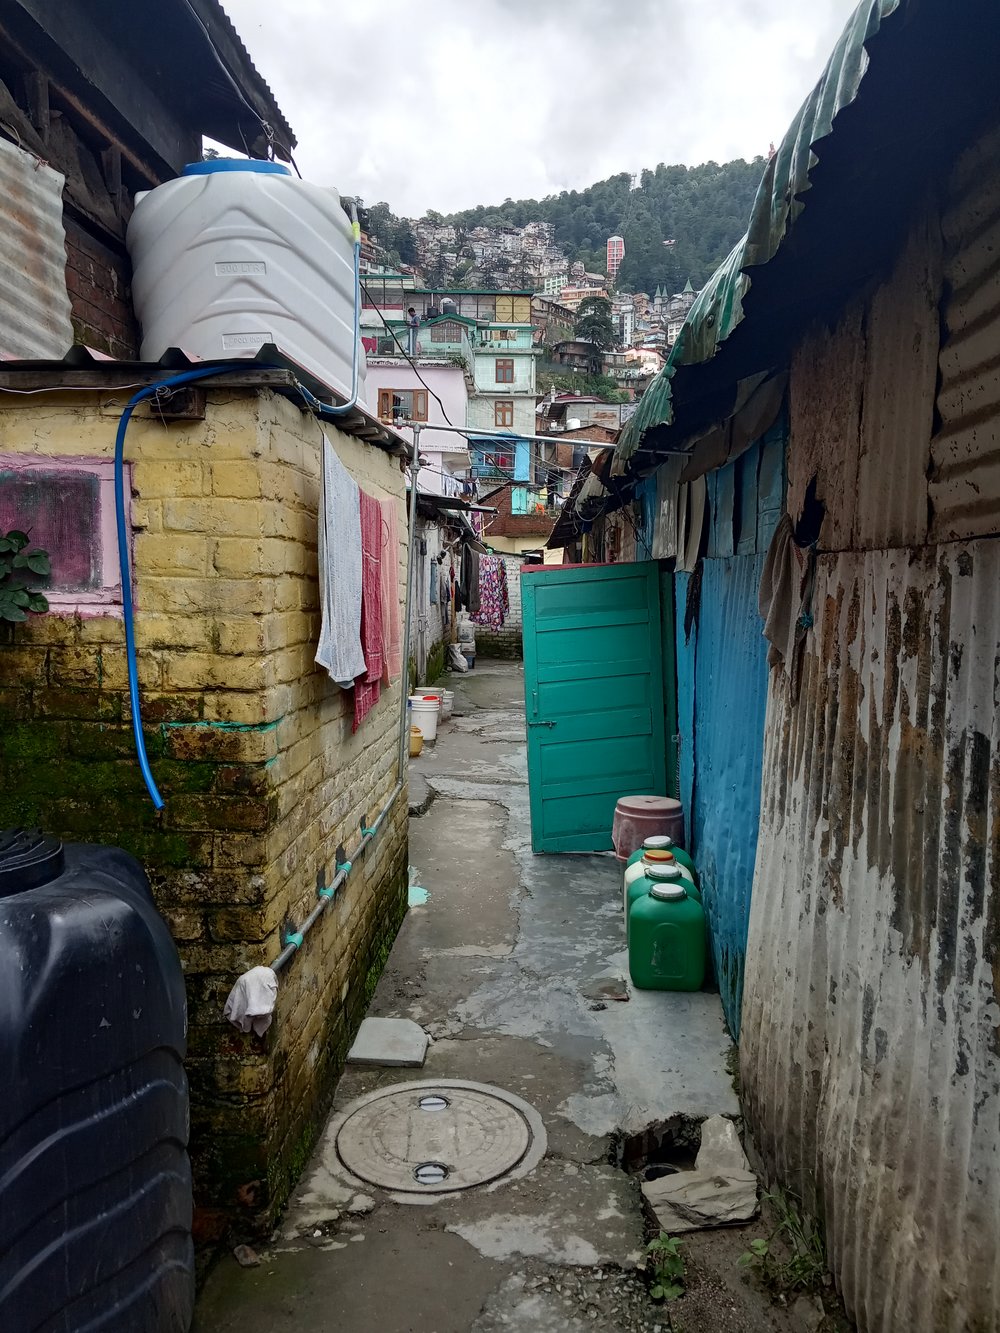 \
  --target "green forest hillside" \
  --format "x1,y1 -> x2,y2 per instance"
445,158 -> 766,293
